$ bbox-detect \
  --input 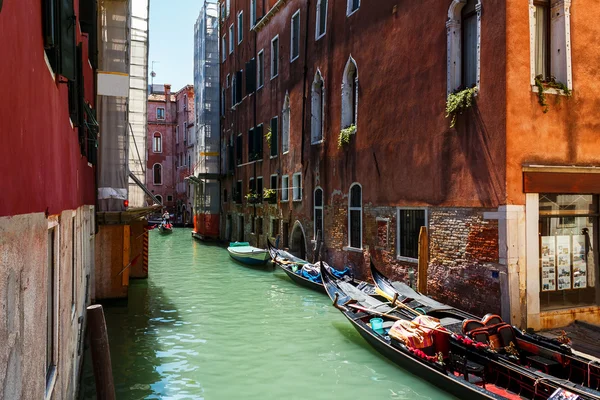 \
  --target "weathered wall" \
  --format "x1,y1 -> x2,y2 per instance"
0,207 -> 93,399
0,0 -> 96,218
129,219 -> 148,279
94,225 -> 128,300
